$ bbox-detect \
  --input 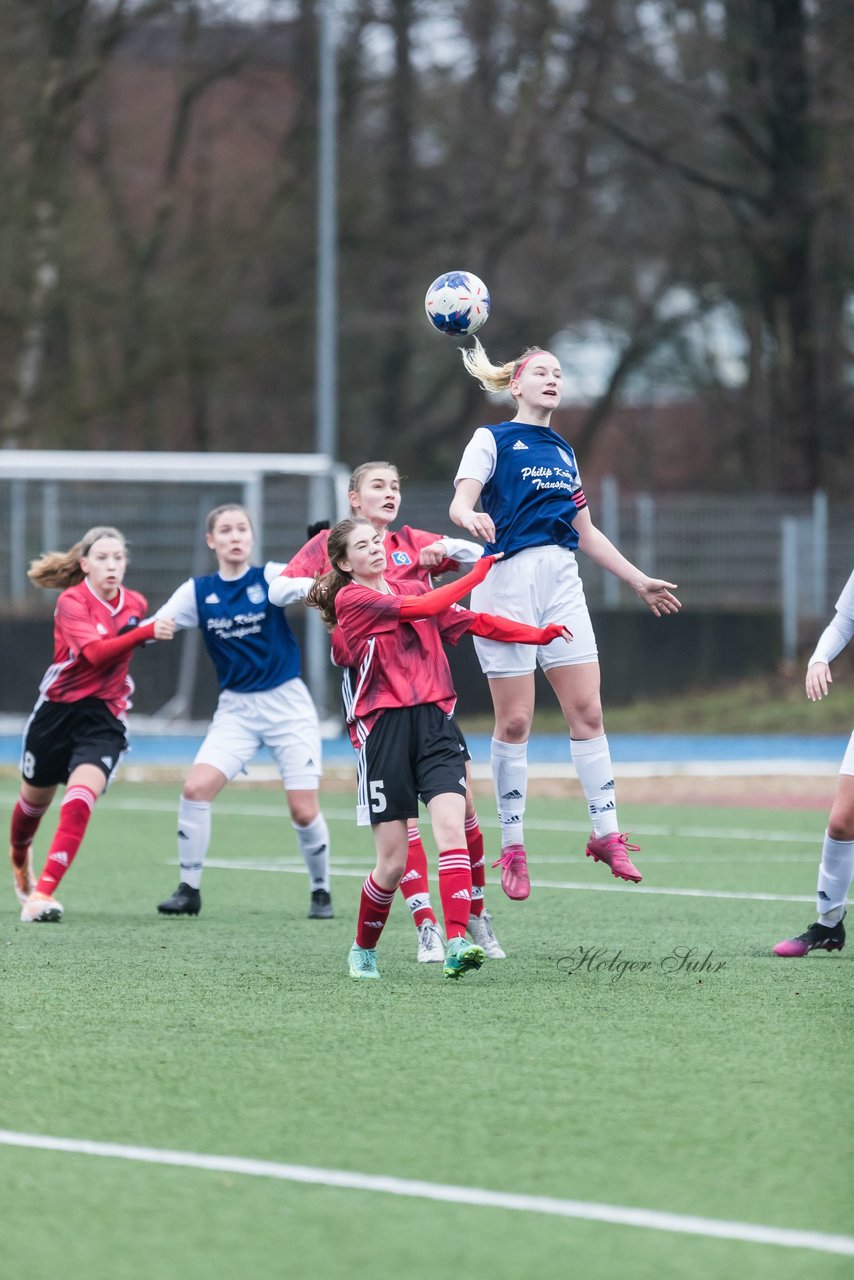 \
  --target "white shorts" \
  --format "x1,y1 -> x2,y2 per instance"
470,545 -> 598,678
841,730 -> 854,776
195,679 -> 321,790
